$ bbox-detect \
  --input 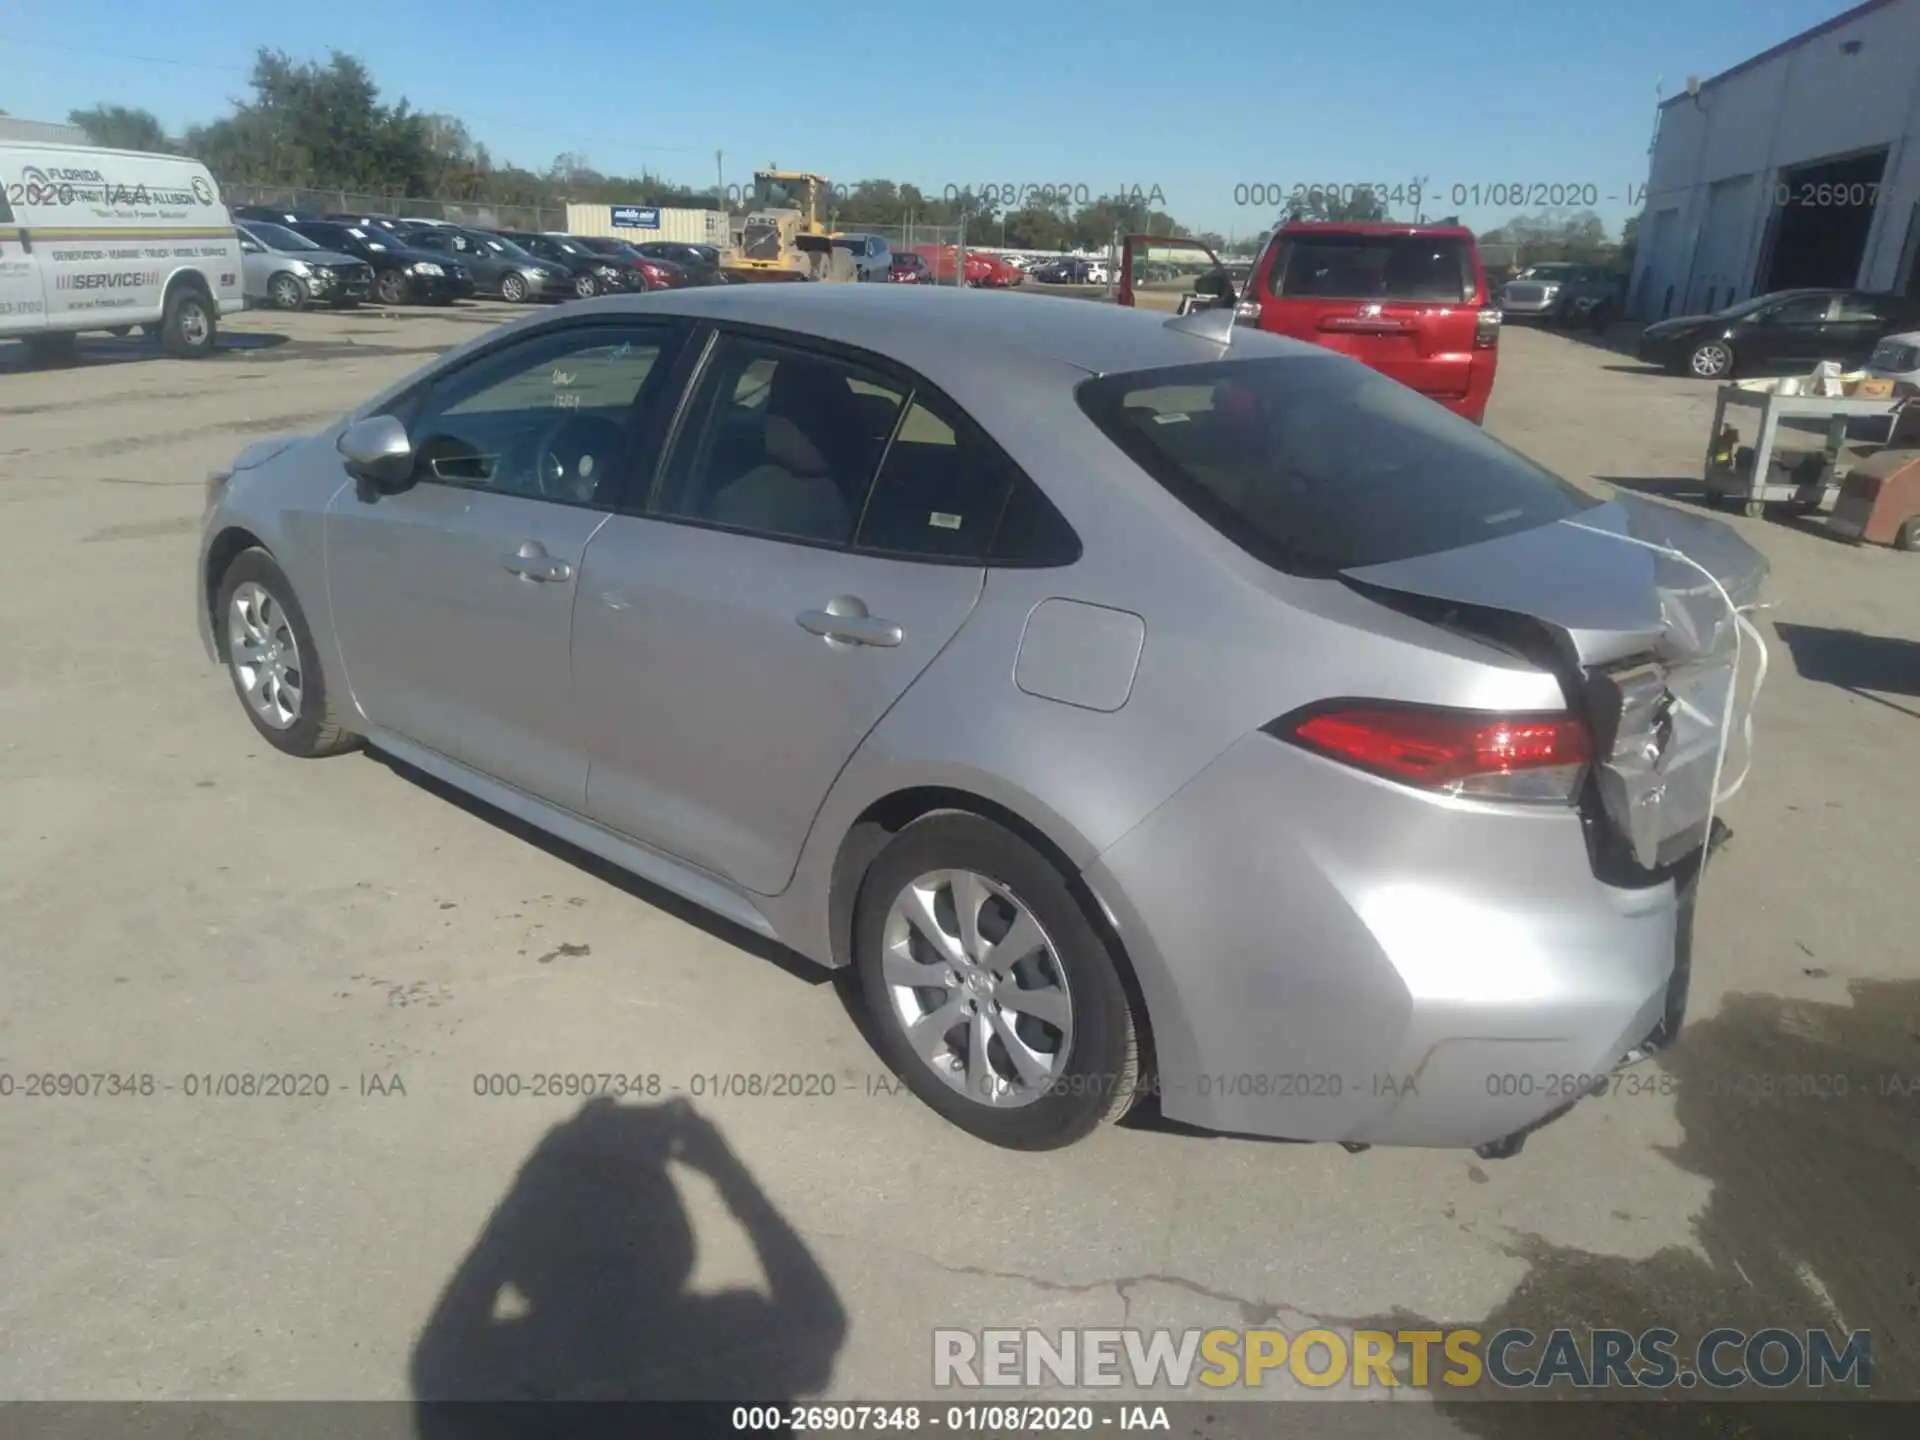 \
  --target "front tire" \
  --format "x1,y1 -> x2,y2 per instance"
499,272 -> 530,304
853,813 -> 1141,1151
160,286 -> 217,358
376,269 -> 408,306
215,548 -> 358,758
573,272 -> 600,300
1688,341 -> 1735,379
269,272 -> 308,311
